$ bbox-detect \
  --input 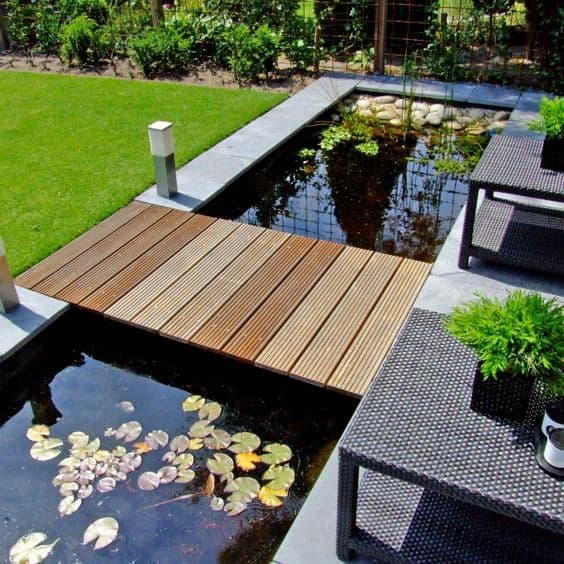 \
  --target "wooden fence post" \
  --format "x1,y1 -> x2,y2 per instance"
374,0 -> 388,74
150,0 -> 163,27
